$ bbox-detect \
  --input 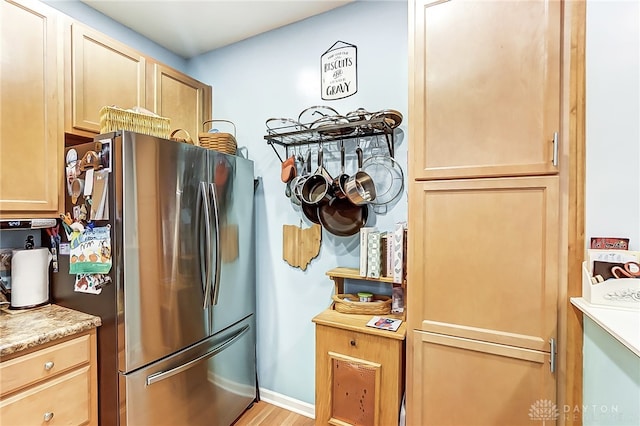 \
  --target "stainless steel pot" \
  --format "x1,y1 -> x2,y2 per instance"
344,147 -> 376,205
301,147 -> 333,206
332,144 -> 349,200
